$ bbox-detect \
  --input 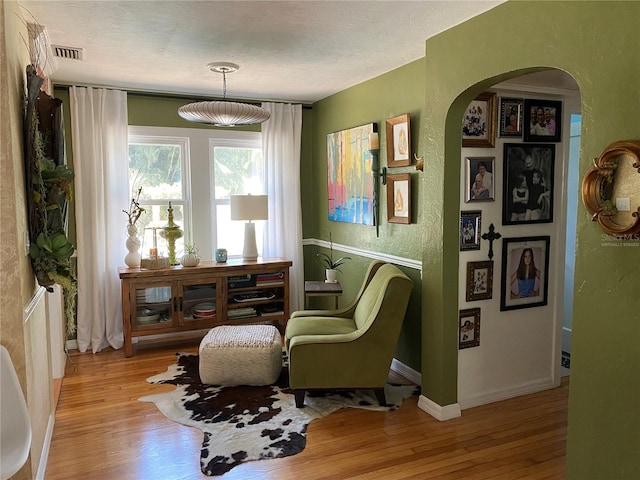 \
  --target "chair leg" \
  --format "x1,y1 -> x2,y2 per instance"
294,389 -> 306,408
374,387 -> 387,406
